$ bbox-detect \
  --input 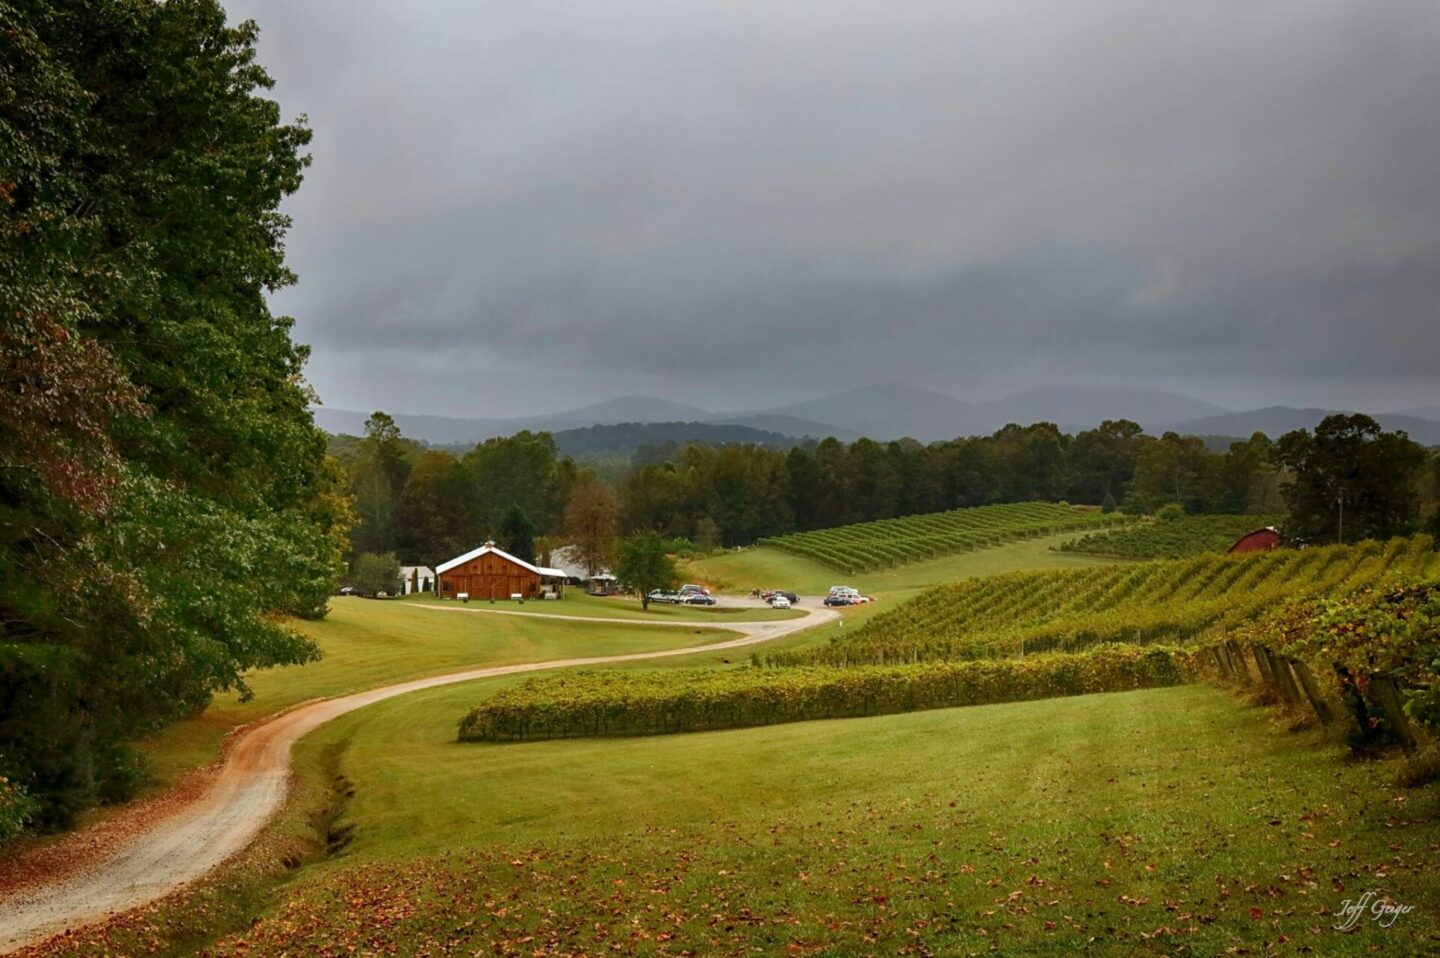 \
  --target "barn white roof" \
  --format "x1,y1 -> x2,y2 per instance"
436,542 -> 566,579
